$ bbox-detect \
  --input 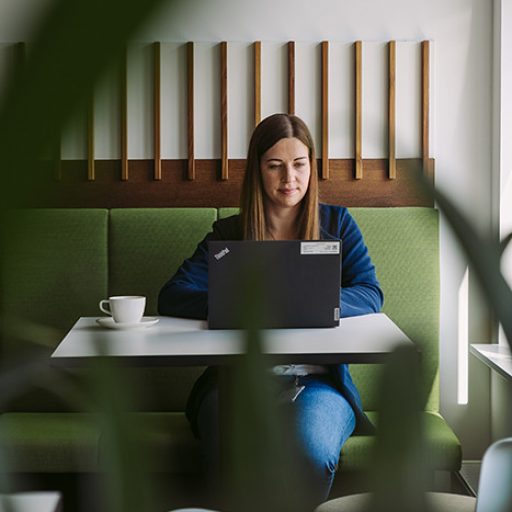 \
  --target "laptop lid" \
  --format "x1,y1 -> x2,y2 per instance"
208,240 -> 341,329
